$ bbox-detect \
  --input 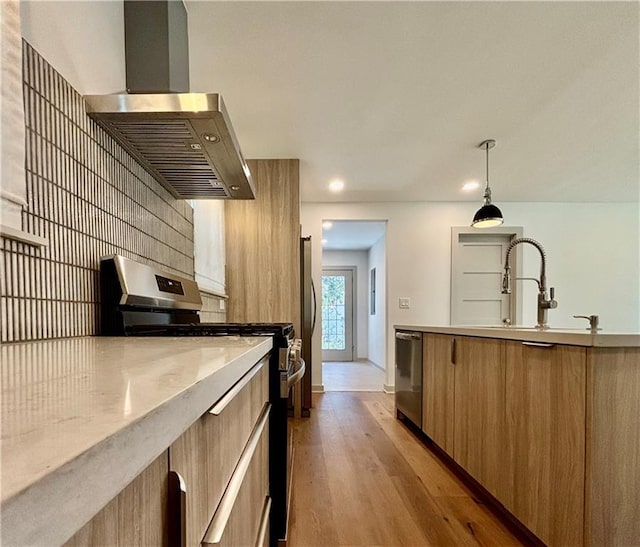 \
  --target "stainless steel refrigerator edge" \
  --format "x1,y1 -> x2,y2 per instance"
395,330 -> 423,428
299,236 -> 316,417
